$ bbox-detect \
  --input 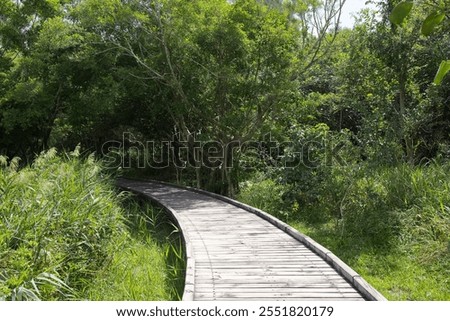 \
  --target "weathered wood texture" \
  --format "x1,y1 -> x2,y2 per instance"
118,179 -> 386,301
